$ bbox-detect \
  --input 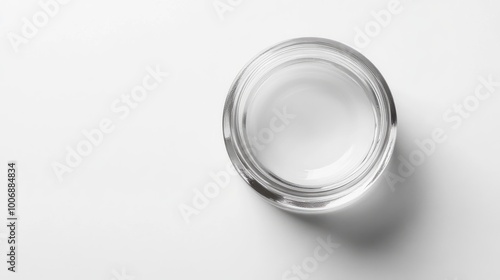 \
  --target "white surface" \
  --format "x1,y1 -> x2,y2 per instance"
0,0 -> 499,279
